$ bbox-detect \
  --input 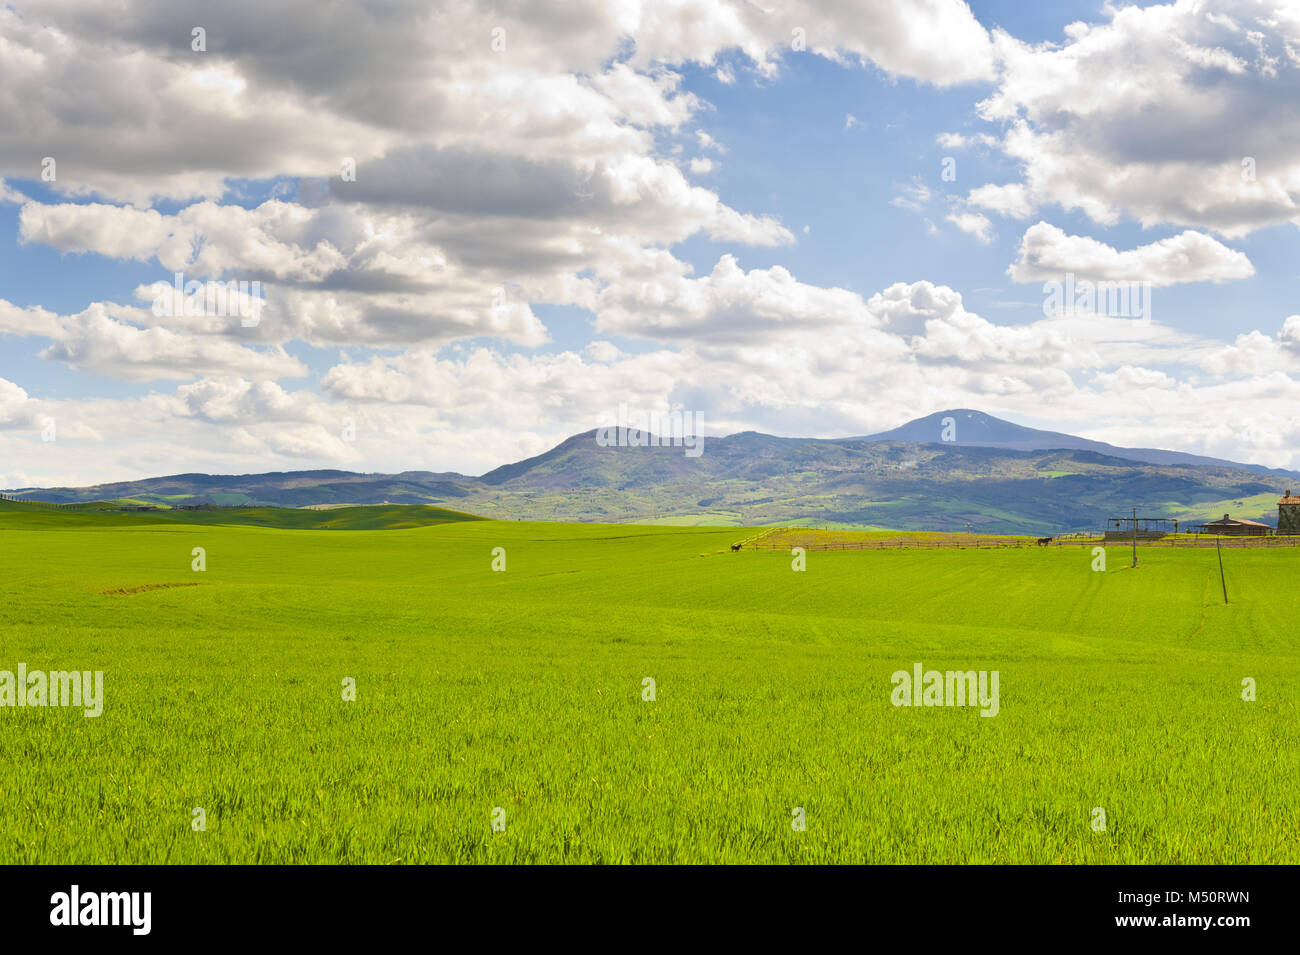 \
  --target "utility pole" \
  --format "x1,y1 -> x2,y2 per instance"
1131,506 -> 1138,568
